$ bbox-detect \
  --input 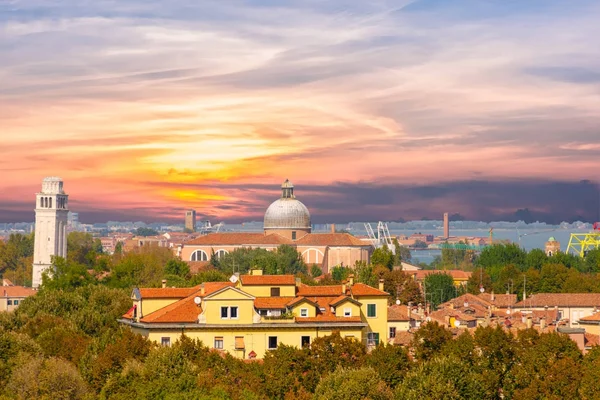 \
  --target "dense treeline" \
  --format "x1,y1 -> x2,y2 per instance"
3,285 -> 600,399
